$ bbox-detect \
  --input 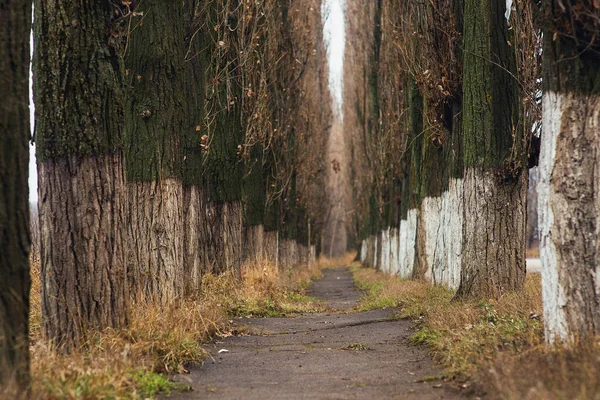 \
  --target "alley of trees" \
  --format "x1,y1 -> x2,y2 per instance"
3,0 -> 600,395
